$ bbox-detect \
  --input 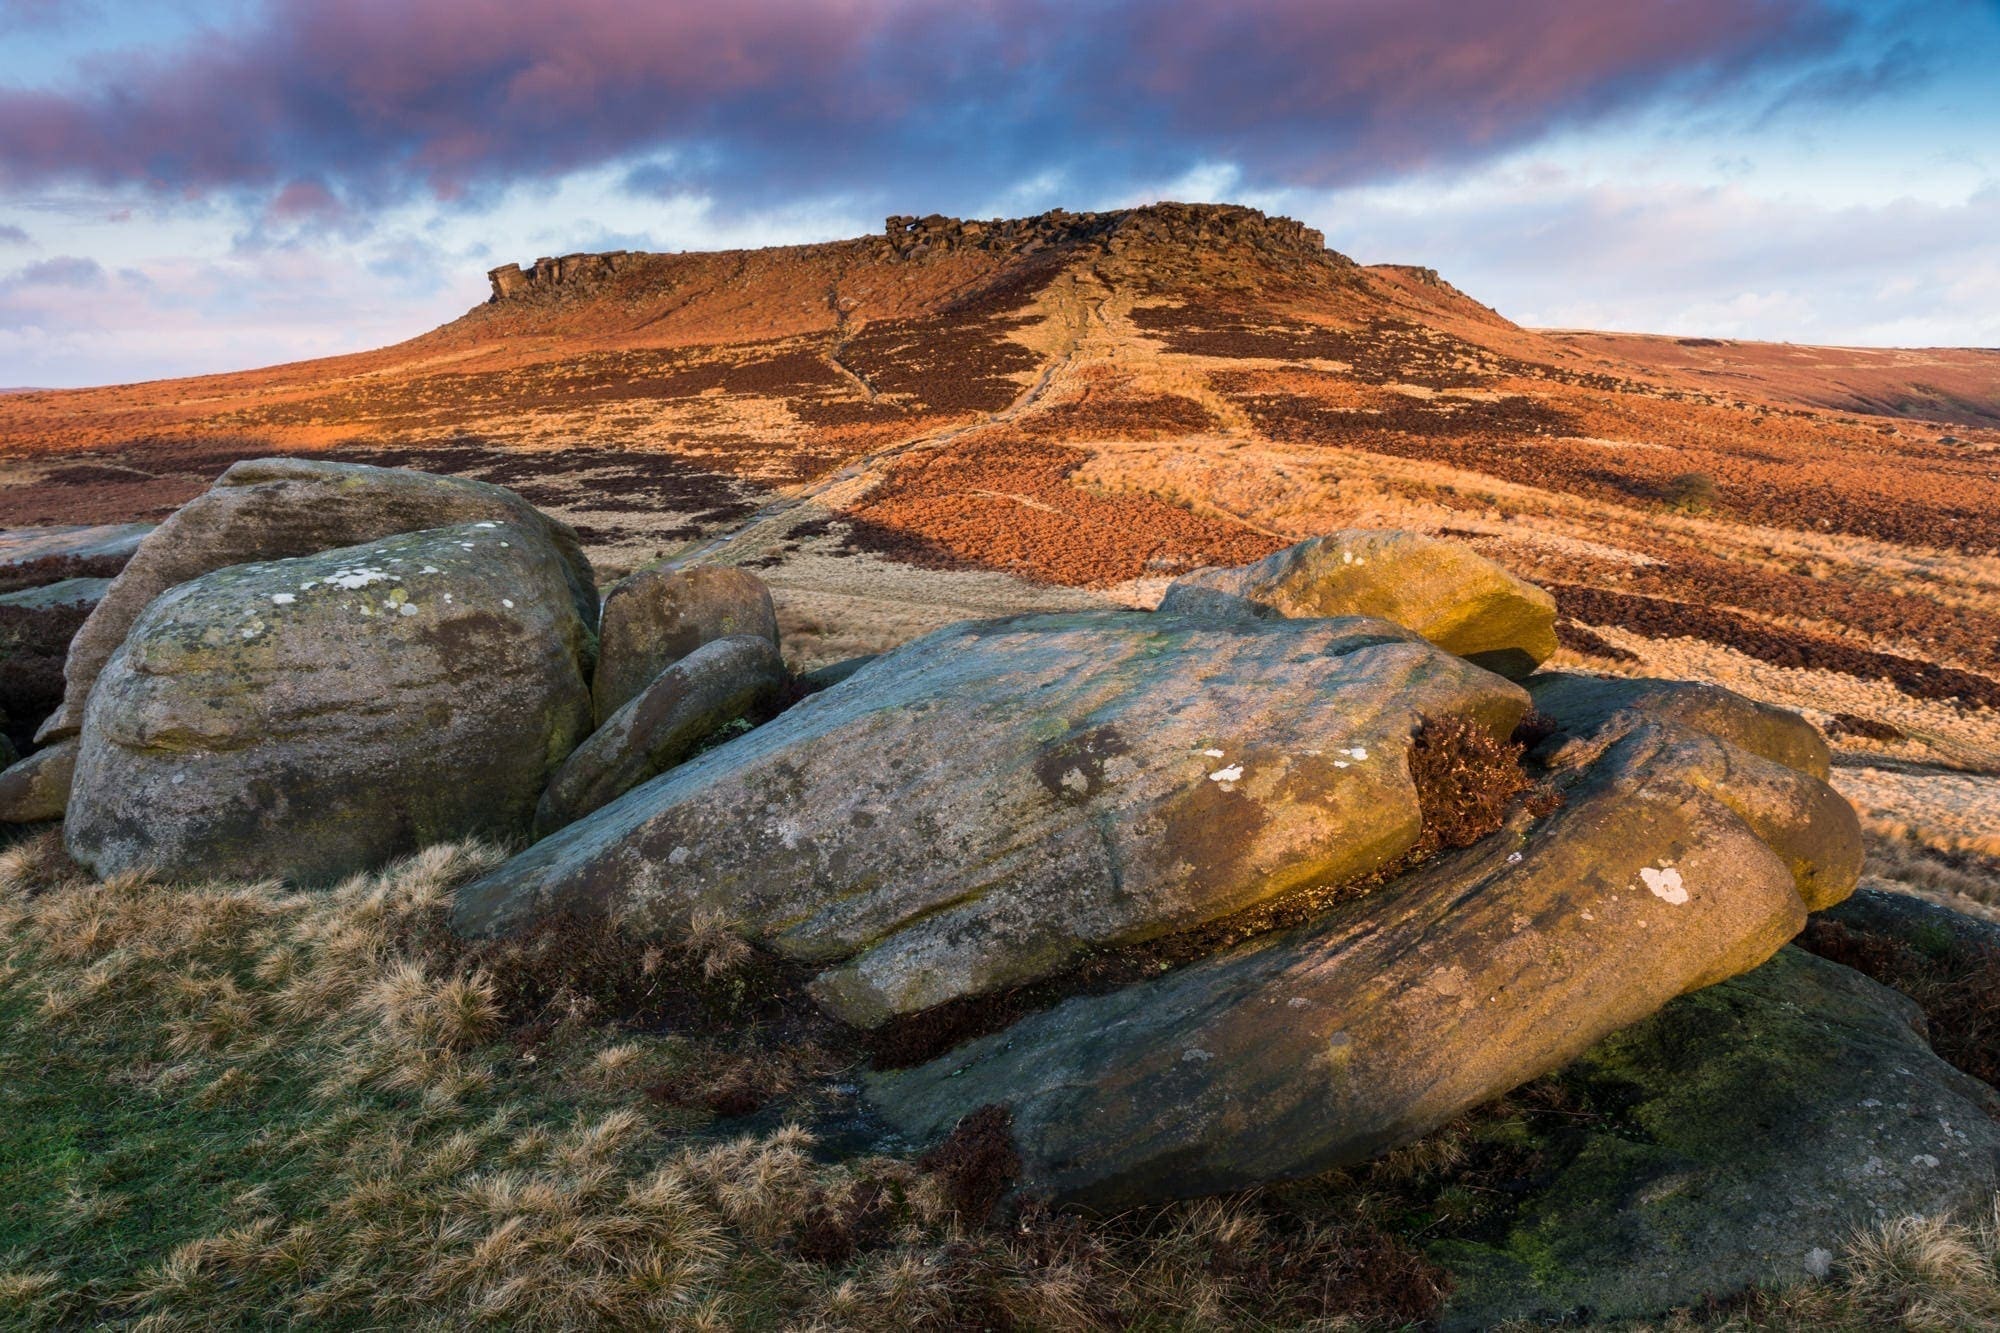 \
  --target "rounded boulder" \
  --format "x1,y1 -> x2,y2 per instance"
66,522 -> 594,884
